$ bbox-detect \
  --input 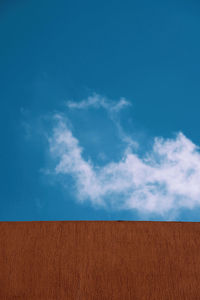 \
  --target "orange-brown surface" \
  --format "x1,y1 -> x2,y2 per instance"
0,221 -> 200,299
